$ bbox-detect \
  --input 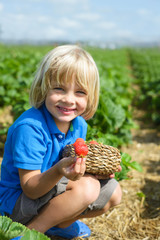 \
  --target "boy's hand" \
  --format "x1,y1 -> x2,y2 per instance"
57,157 -> 86,181
95,165 -> 122,179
